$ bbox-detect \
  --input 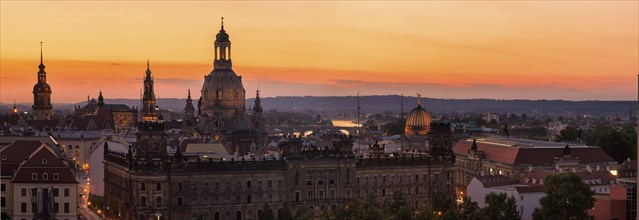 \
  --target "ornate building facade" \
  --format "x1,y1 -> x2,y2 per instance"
32,43 -> 53,120
103,23 -> 457,219
195,19 -> 266,155
104,132 -> 456,220
452,138 -> 619,195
